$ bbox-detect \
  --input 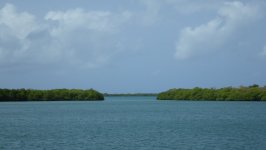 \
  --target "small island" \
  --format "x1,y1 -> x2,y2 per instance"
157,84 -> 266,101
0,88 -> 104,101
